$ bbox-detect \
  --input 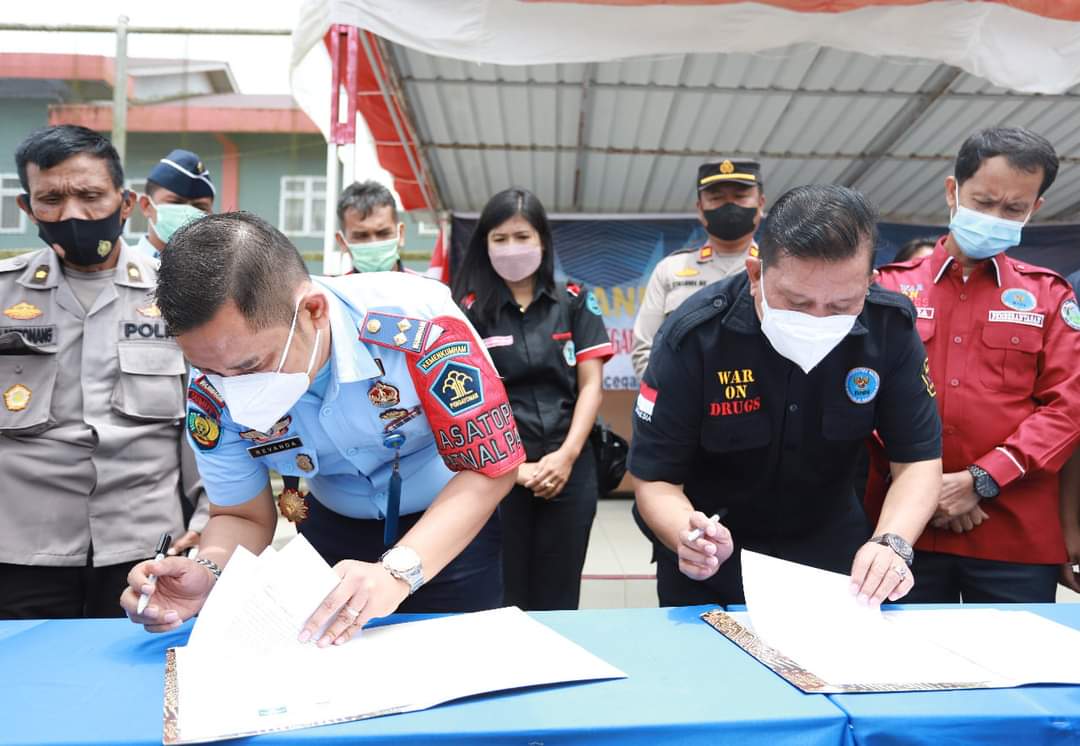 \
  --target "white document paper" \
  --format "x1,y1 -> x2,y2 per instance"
166,536 -> 625,744
730,549 -> 1080,692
